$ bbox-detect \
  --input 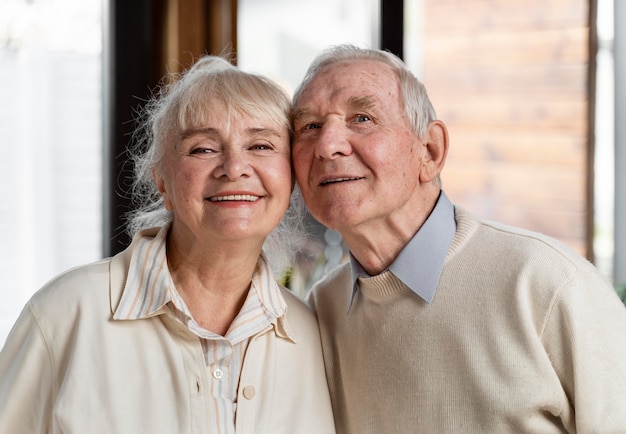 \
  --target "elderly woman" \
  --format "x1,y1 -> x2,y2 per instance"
0,56 -> 335,434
